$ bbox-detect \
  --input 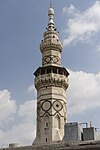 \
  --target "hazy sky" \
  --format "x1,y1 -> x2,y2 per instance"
0,0 -> 100,146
